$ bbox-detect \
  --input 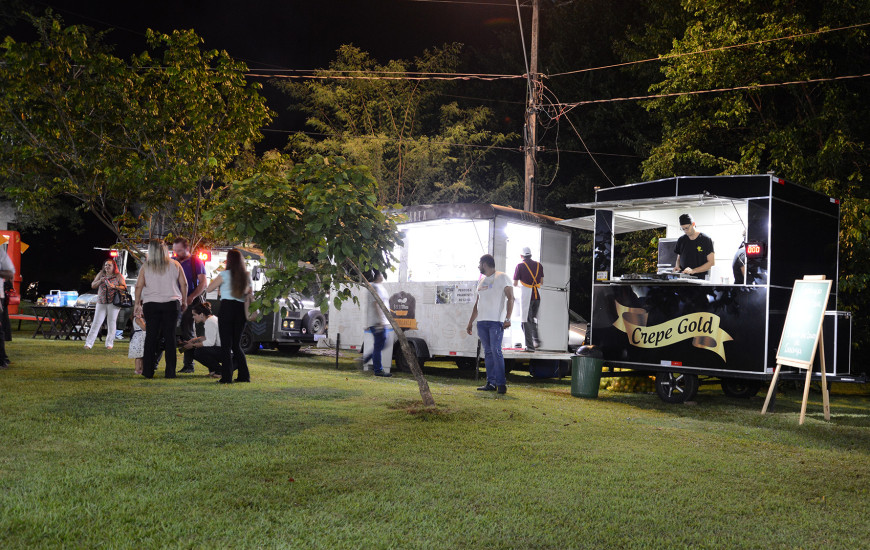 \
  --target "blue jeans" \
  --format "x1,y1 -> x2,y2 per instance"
477,320 -> 506,386
363,325 -> 387,372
